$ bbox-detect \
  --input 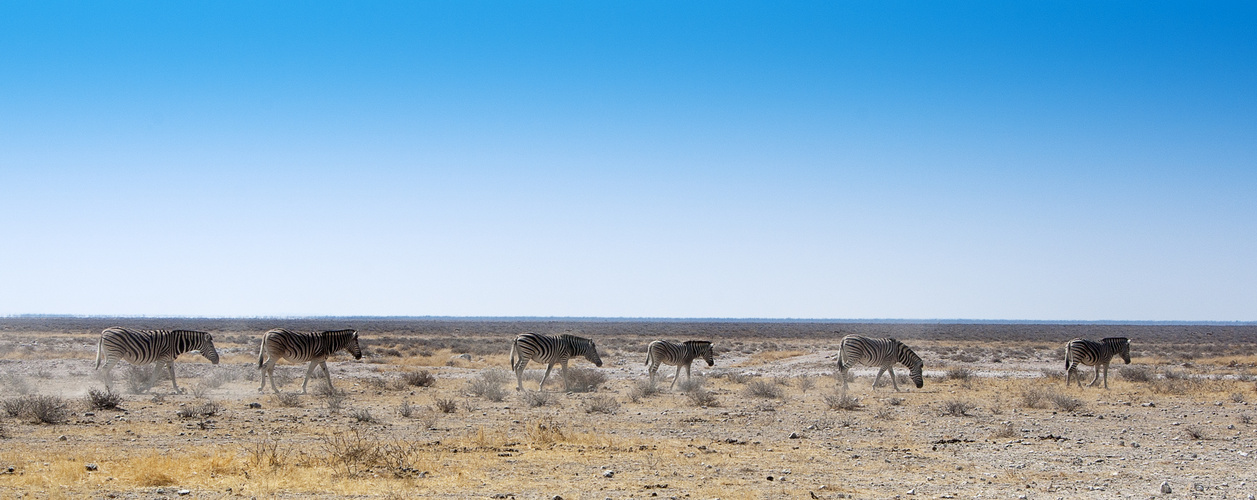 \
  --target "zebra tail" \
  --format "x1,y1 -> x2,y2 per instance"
644,349 -> 653,366
94,335 -> 104,370
257,333 -> 268,369
508,339 -> 518,369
